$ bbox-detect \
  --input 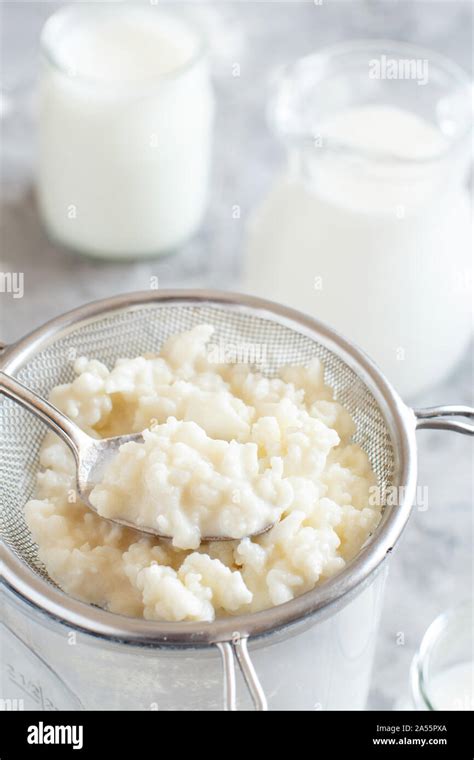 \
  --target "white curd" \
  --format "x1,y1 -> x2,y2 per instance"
25,325 -> 380,622
90,420 -> 294,550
